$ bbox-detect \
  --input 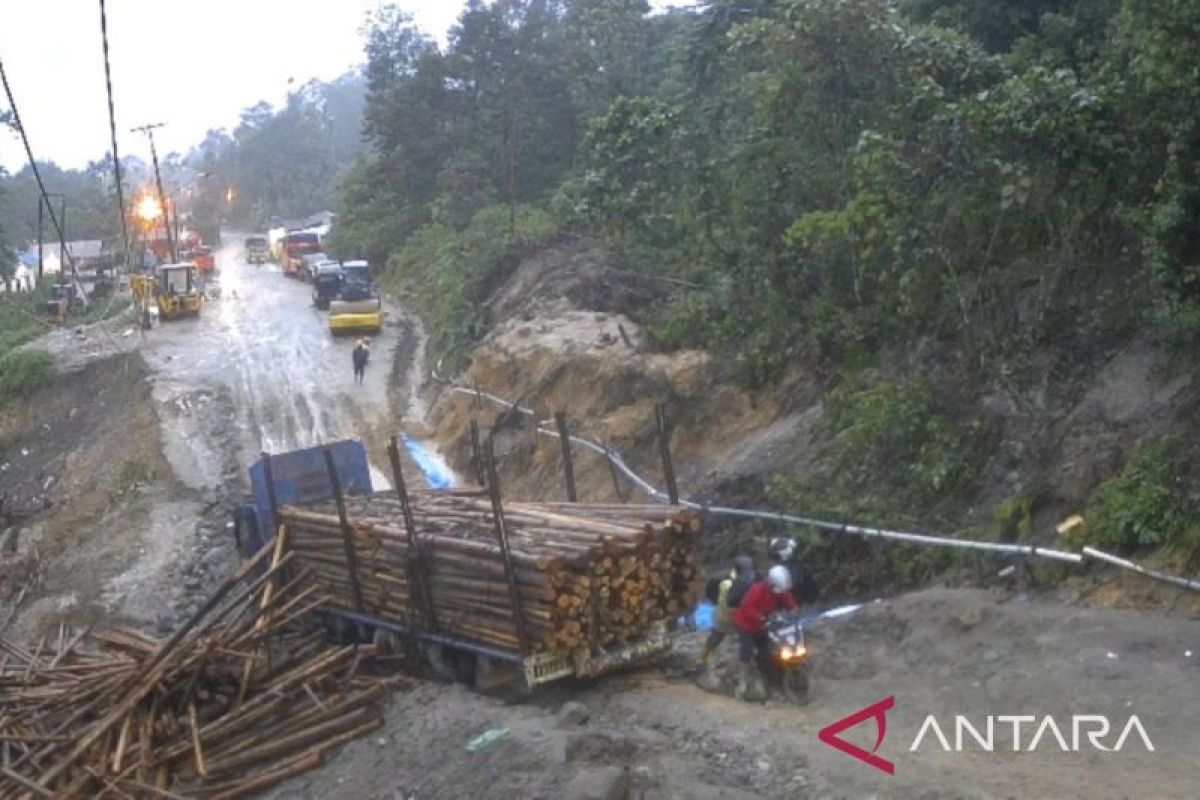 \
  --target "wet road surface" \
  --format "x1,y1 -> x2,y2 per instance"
137,236 -> 419,490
